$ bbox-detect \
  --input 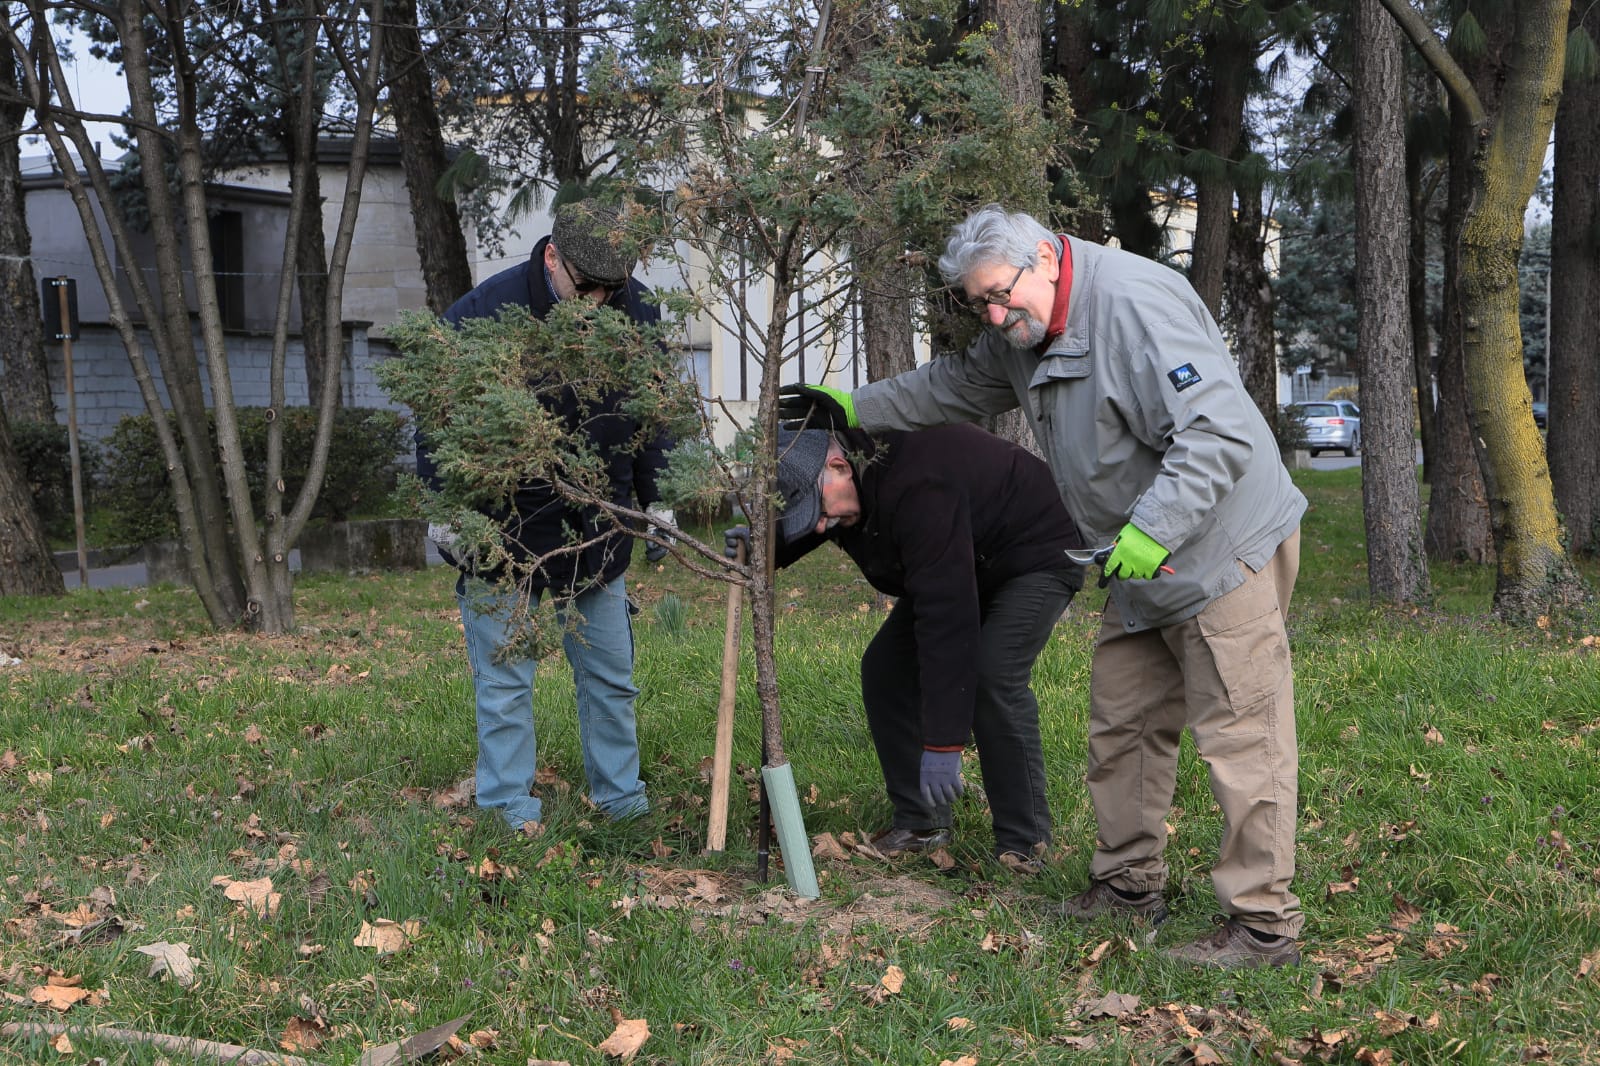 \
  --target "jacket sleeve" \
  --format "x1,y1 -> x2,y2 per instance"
1115,302 -> 1257,553
852,341 -> 1019,432
885,477 -> 982,749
